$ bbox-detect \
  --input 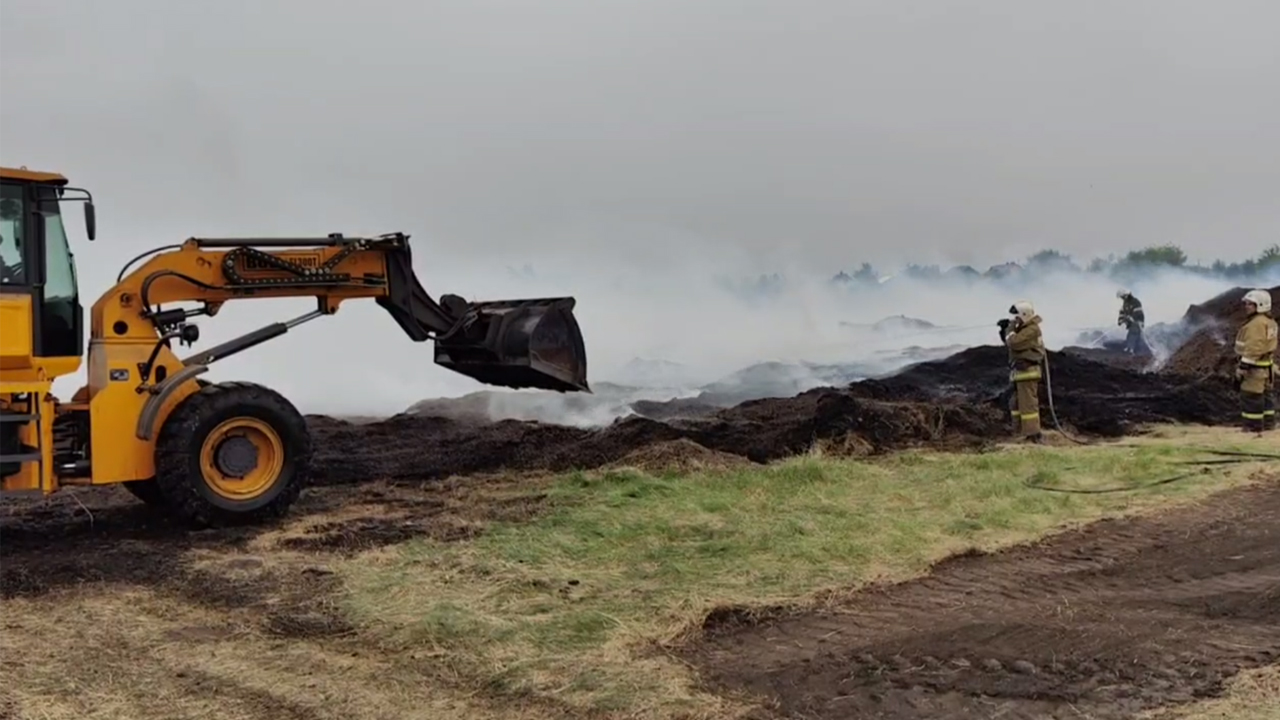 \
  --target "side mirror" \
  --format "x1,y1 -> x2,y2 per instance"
84,201 -> 96,241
